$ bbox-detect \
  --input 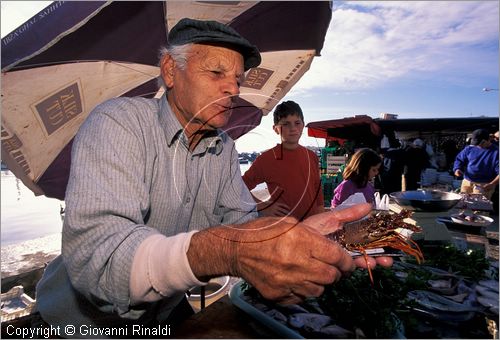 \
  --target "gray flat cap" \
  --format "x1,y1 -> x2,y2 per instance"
168,18 -> 261,71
